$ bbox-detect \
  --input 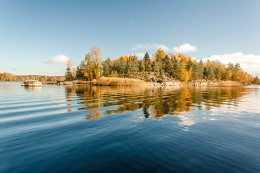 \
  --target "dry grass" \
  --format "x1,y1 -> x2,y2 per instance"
94,77 -> 146,86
